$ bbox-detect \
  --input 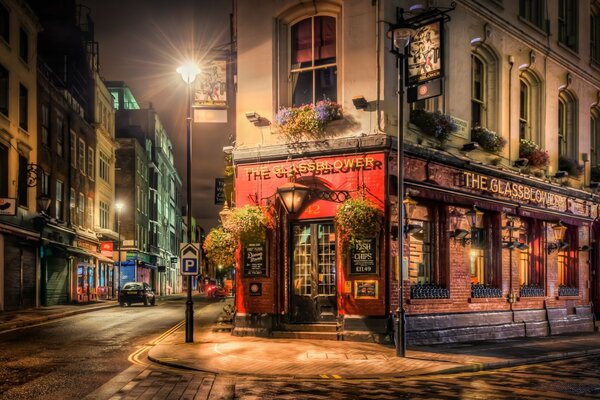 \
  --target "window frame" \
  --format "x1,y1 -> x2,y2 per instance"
0,2 -> 9,44
41,103 -> 49,147
558,0 -> 578,51
519,70 -> 543,146
591,108 -> 600,166
55,179 -> 63,220
558,90 -> 577,160
19,26 -> 28,63
0,64 -> 8,117
519,0 -> 546,30
17,153 -> 28,207
18,83 -> 27,131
